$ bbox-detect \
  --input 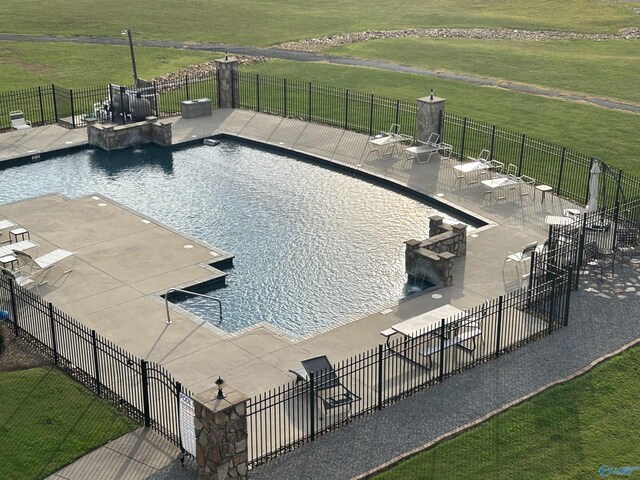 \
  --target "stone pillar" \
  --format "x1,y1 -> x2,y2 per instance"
429,216 -> 444,237
193,385 -> 248,480
215,57 -> 240,109
416,94 -> 446,144
452,223 -> 468,256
